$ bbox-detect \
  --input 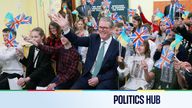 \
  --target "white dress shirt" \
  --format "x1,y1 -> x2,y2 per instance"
33,48 -> 39,68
